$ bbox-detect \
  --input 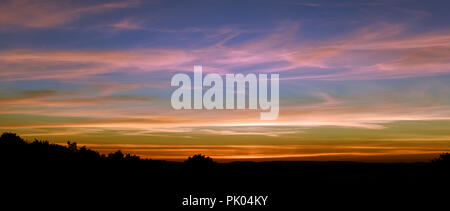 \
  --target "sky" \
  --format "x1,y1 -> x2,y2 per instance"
1,0 -> 450,162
